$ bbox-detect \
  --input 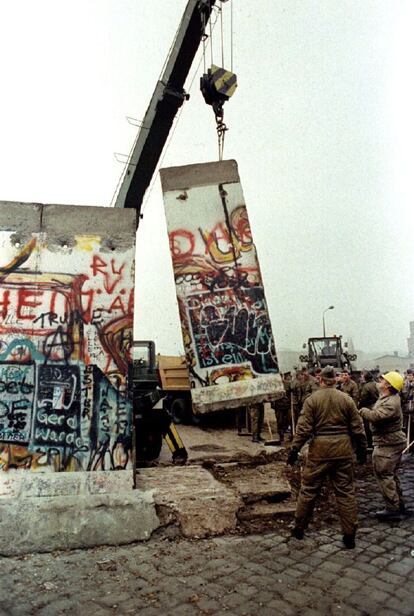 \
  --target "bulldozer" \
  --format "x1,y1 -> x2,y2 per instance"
299,336 -> 357,372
